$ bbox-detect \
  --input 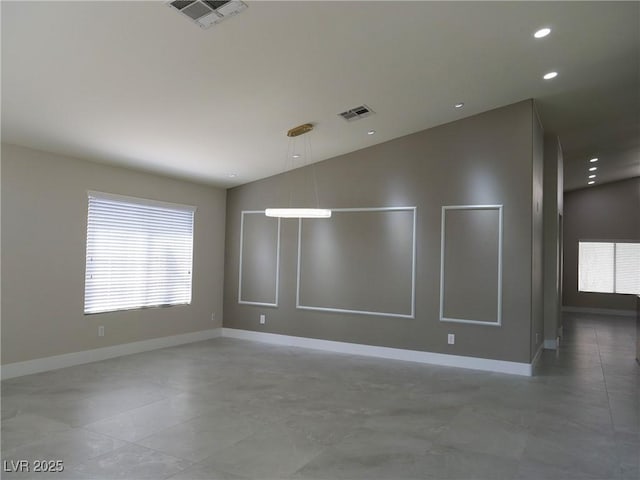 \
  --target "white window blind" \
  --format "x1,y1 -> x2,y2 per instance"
578,241 -> 640,295
84,192 -> 195,314
578,242 -> 614,293
616,243 -> 640,295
